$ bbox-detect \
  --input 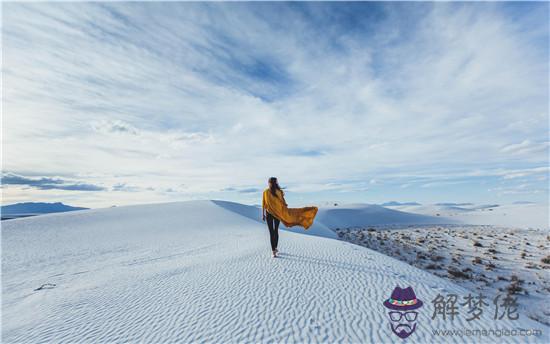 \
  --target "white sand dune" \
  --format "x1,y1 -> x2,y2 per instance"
316,204 -> 458,229
388,203 -> 549,229
2,201 -> 546,343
